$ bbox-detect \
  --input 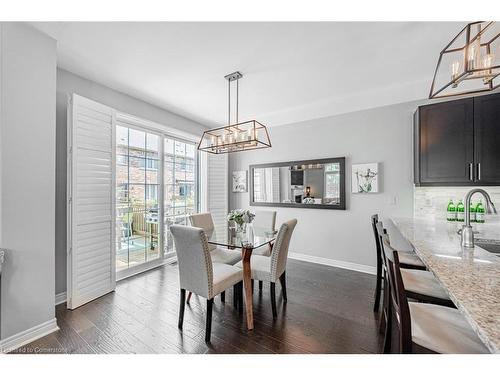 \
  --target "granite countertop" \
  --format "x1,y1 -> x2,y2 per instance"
391,217 -> 500,354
